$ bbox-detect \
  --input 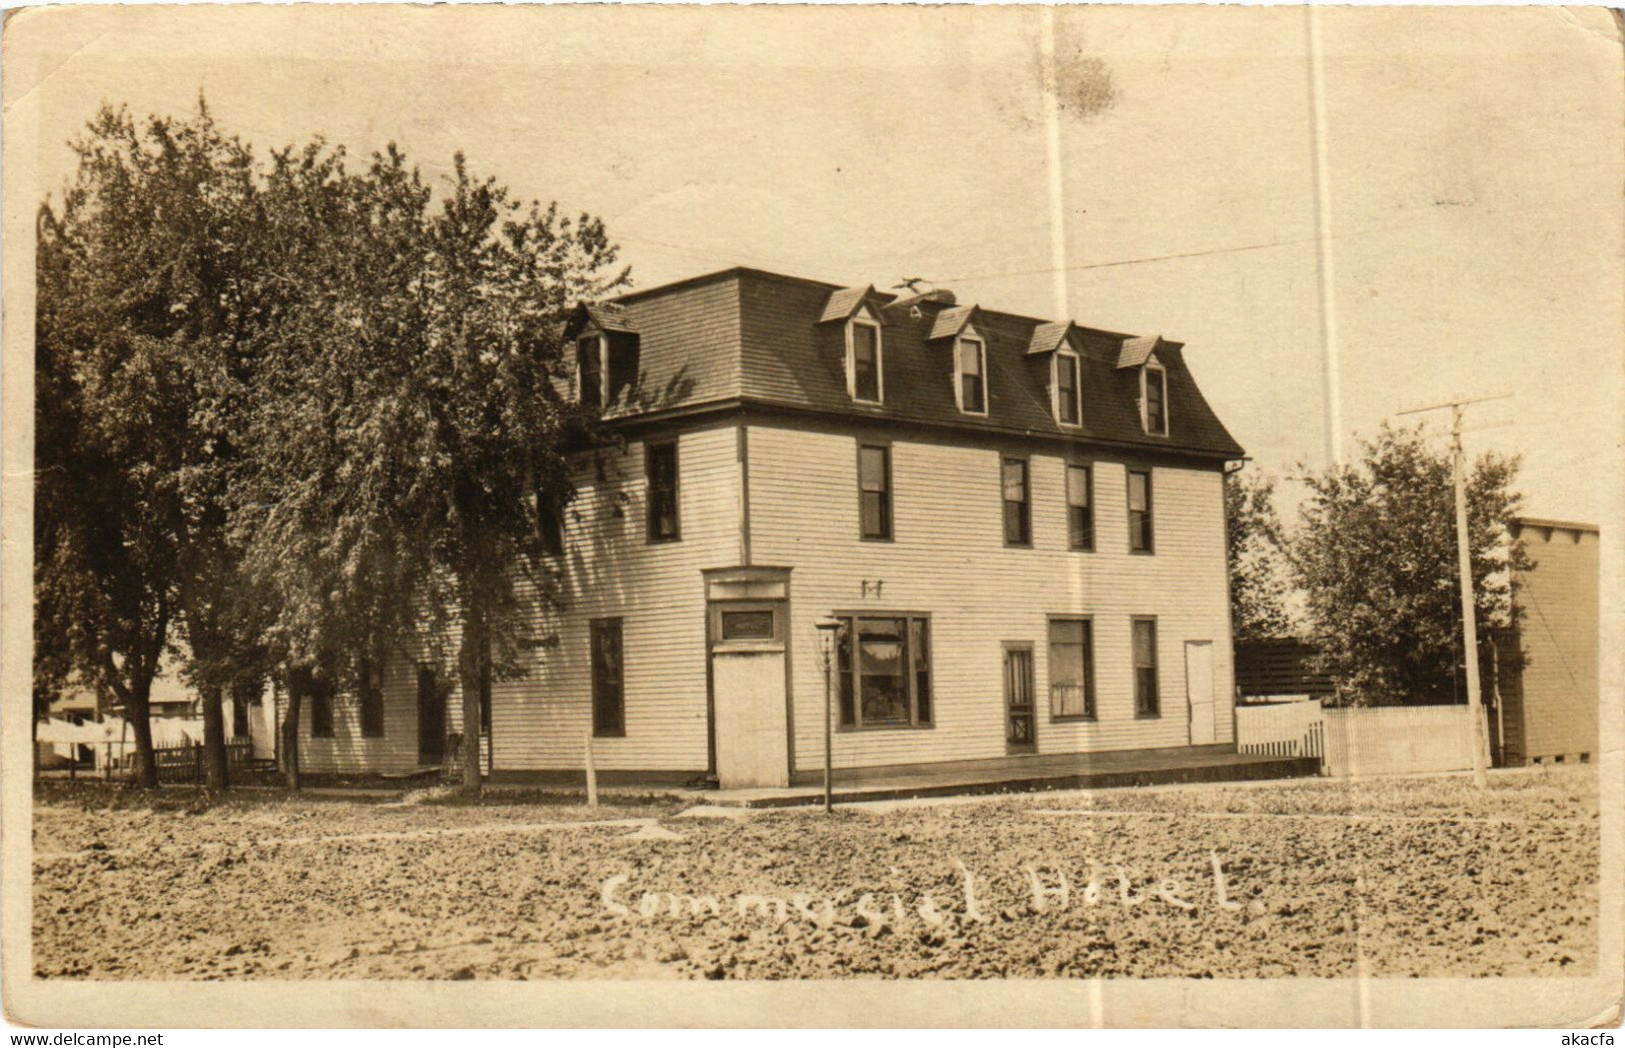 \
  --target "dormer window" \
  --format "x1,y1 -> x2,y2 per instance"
846,310 -> 883,404
577,334 -> 604,408
1054,350 -> 1081,426
1142,363 -> 1167,436
956,333 -> 987,415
